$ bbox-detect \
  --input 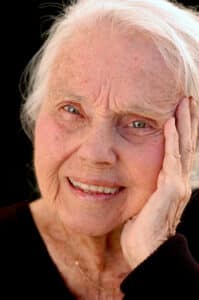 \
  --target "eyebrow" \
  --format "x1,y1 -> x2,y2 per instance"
64,92 -> 86,102
115,102 -> 174,122
125,104 -> 169,118
63,92 -> 172,119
